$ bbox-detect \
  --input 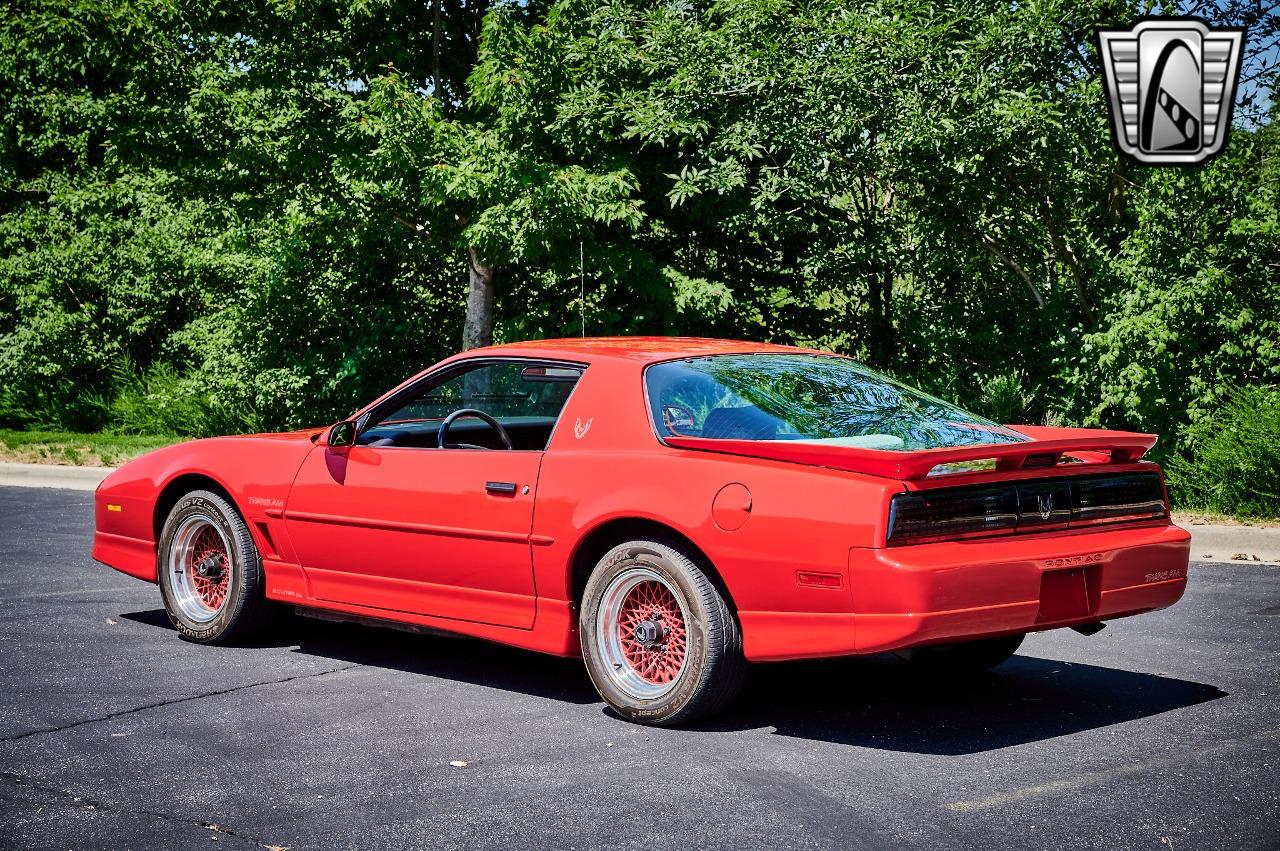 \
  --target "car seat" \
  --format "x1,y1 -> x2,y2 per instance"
701,406 -> 780,440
